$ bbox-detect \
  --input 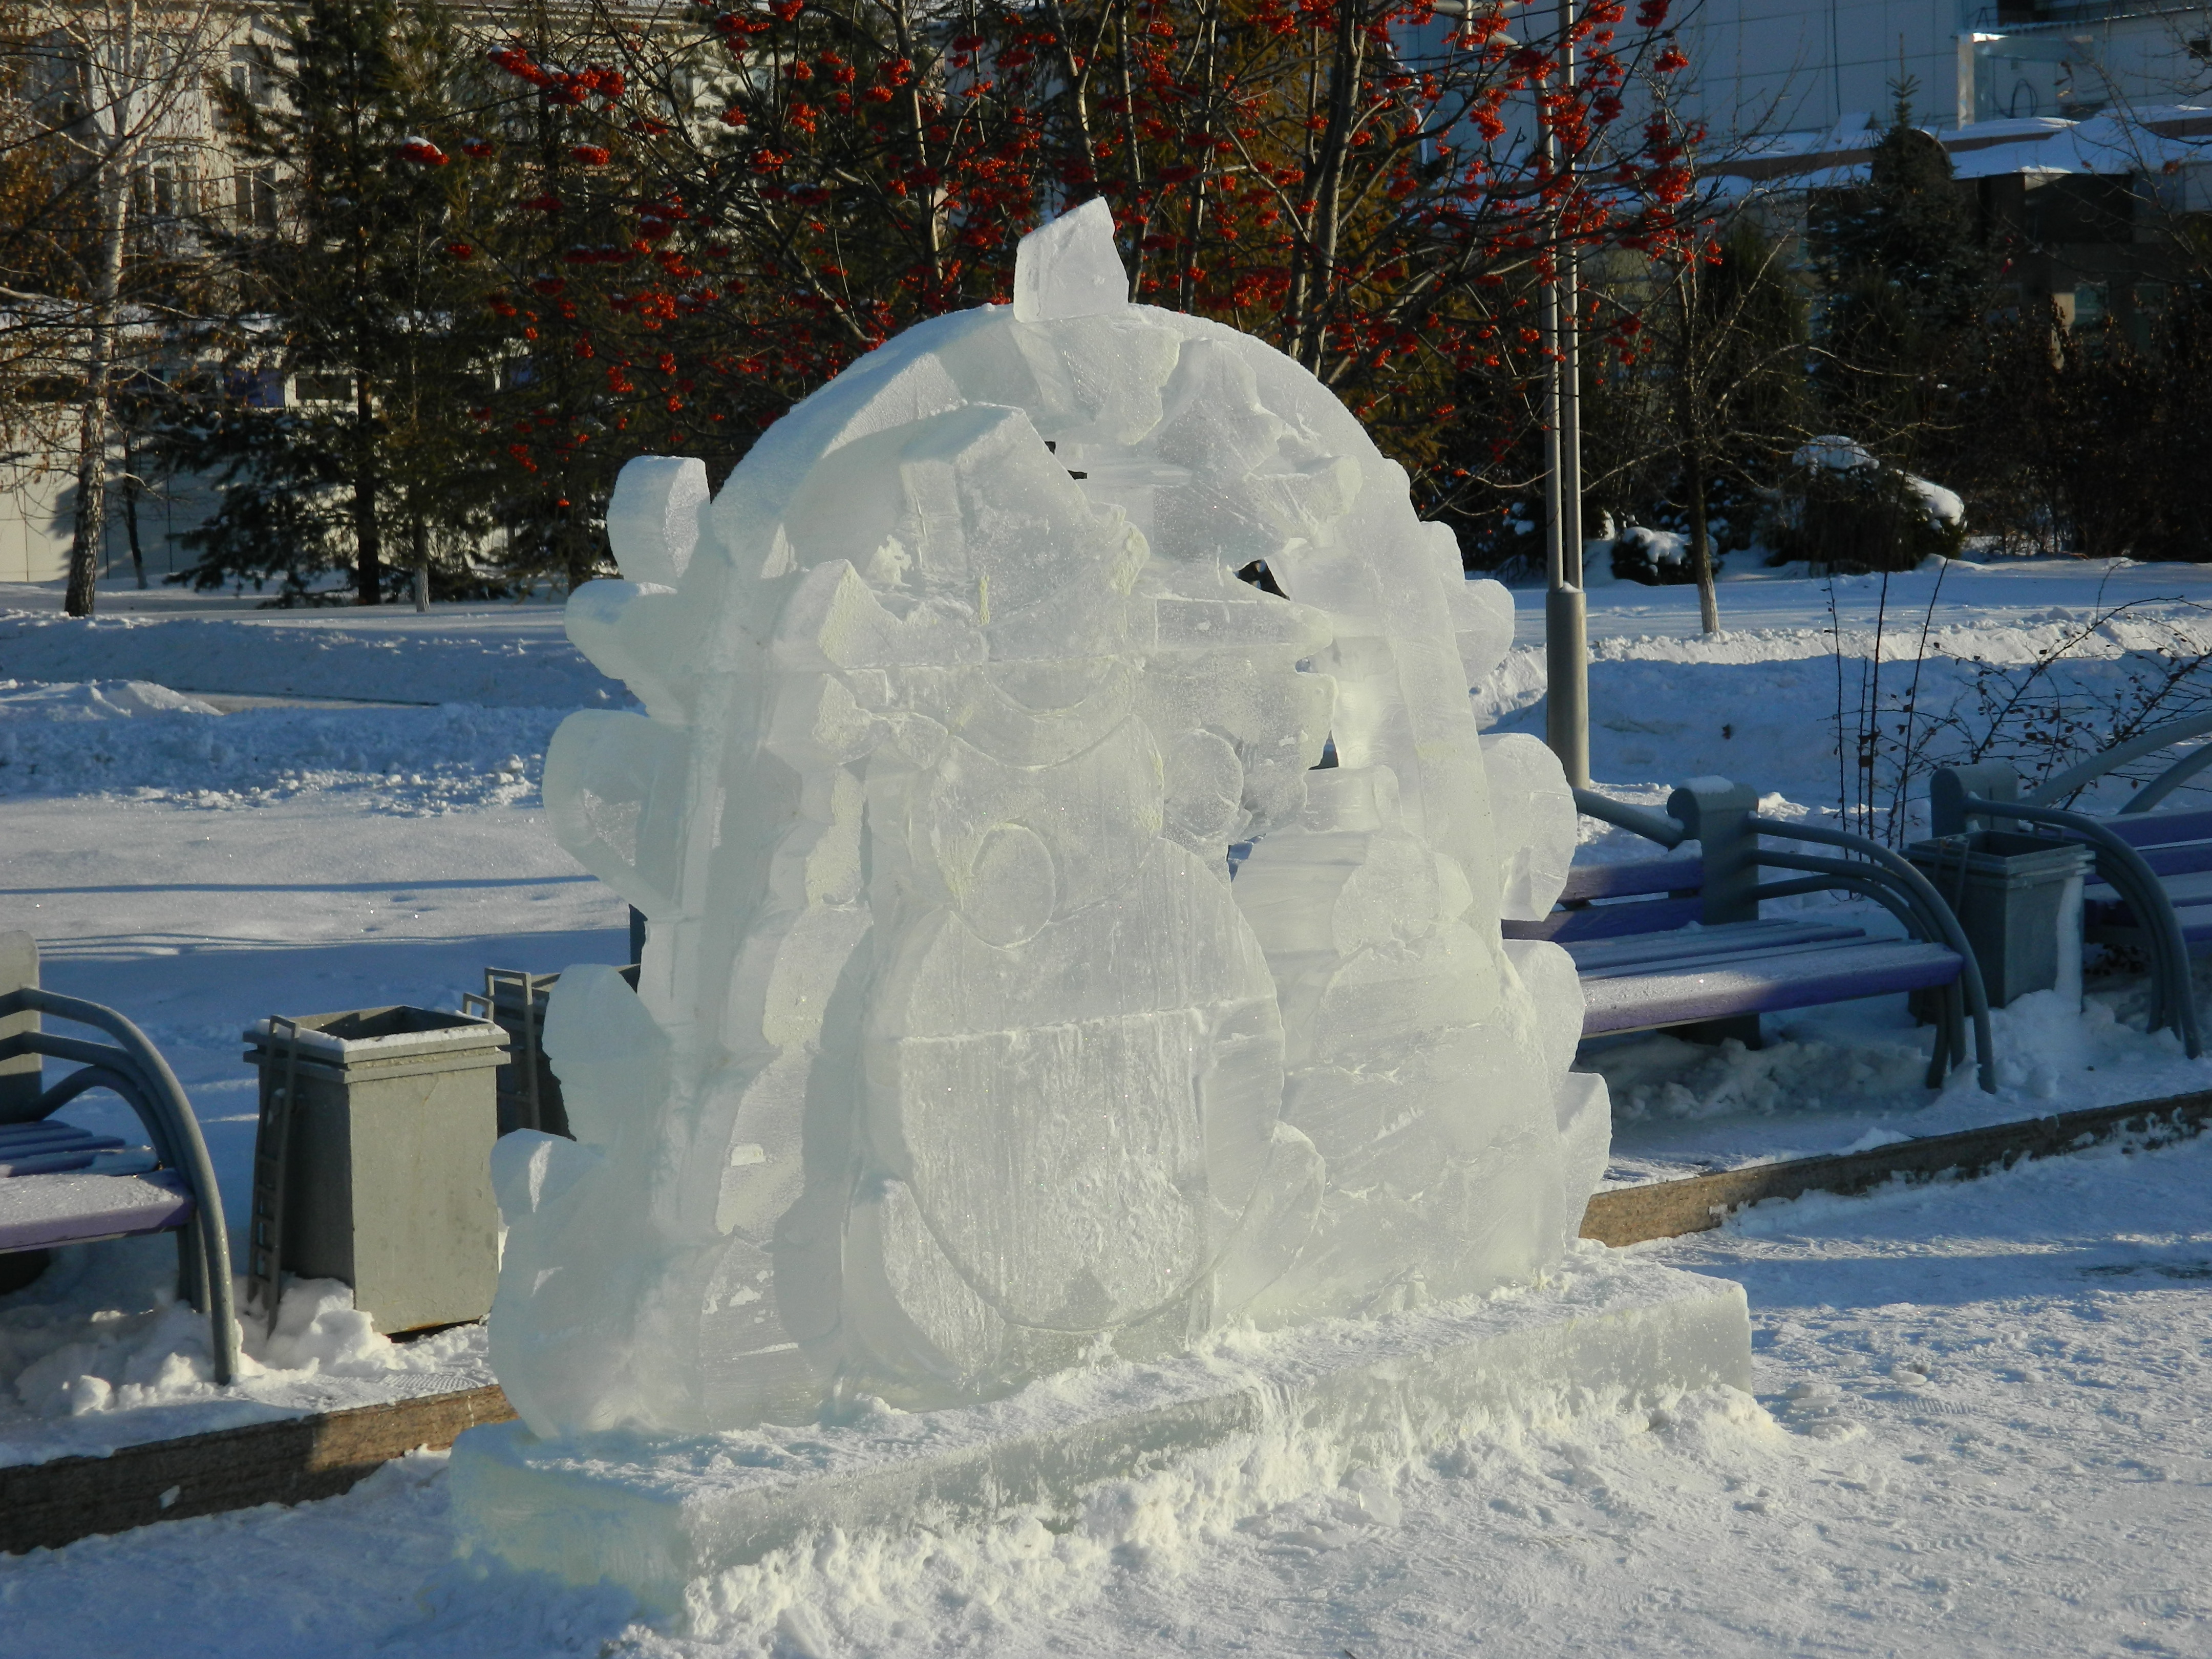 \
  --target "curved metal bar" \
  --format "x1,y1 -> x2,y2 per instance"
1954,795 -> 2204,1059
2024,709 -> 2212,807
4,1035 -> 185,1181
0,989 -> 237,1383
1751,871 -> 1965,1084
34,1062 -> 213,1315
1969,797 -> 2195,1045
2123,740 -> 2212,815
1747,818 -> 1997,1092
36,1064 -> 162,1130
1571,787 -> 1687,849
1754,855 -> 1974,1082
